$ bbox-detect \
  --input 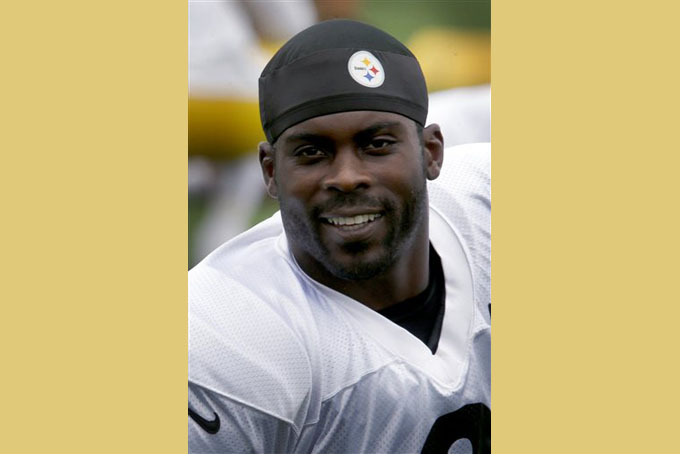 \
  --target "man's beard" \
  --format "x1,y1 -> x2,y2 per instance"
279,180 -> 429,282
